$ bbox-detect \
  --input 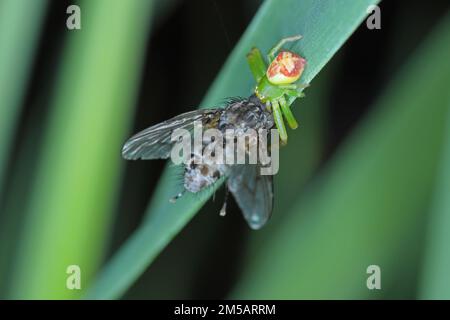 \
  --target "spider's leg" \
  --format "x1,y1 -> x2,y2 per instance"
279,95 -> 298,129
286,89 -> 305,99
271,99 -> 288,143
285,82 -> 309,105
286,83 -> 310,95
297,83 -> 310,90
278,84 -> 297,90
267,35 -> 303,62
246,47 -> 267,83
